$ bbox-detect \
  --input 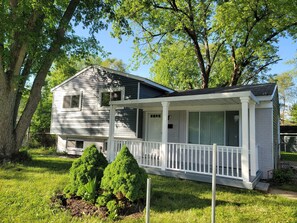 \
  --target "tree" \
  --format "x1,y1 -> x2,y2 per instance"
290,103 -> 297,124
111,0 -> 297,89
270,71 -> 297,124
0,0 -> 120,159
